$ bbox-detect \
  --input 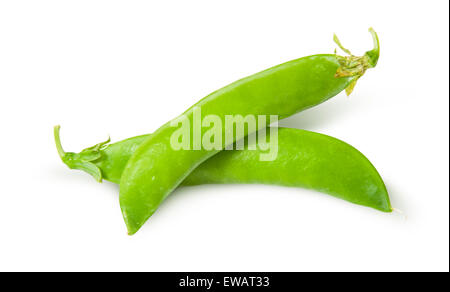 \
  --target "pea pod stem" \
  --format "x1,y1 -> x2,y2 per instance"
365,27 -> 380,67
334,27 -> 379,66
54,125 -> 65,158
334,28 -> 380,95
54,125 -> 109,182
